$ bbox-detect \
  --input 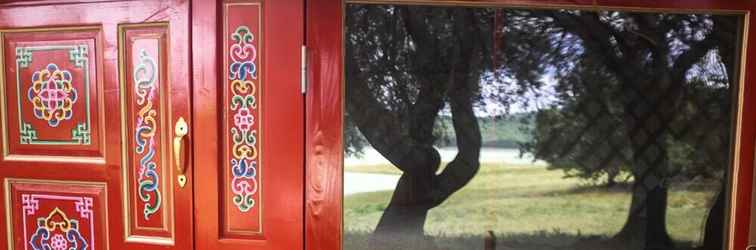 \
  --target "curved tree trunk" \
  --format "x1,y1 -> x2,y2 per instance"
701,188 -> 725,250
645,186 -> 672,250
344,7 -> 484,249
616,83 -> 675,249
614,178 -> 673,250
370,173 -> 434,249
615,181 -> 648,246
